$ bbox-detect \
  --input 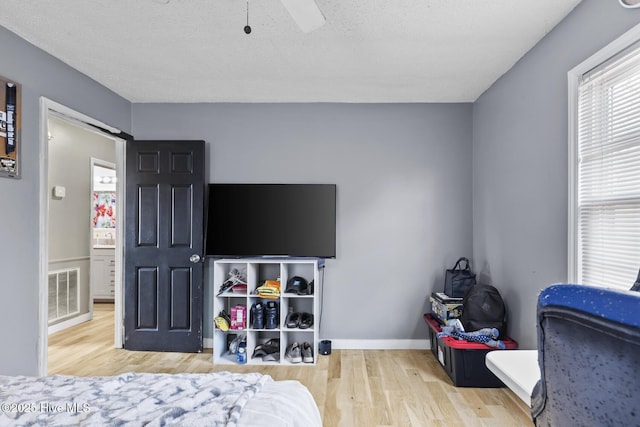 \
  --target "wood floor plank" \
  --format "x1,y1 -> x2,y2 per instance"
47,304 -> 534,426
323,378 -> 341,426
457,388 -> 495,418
